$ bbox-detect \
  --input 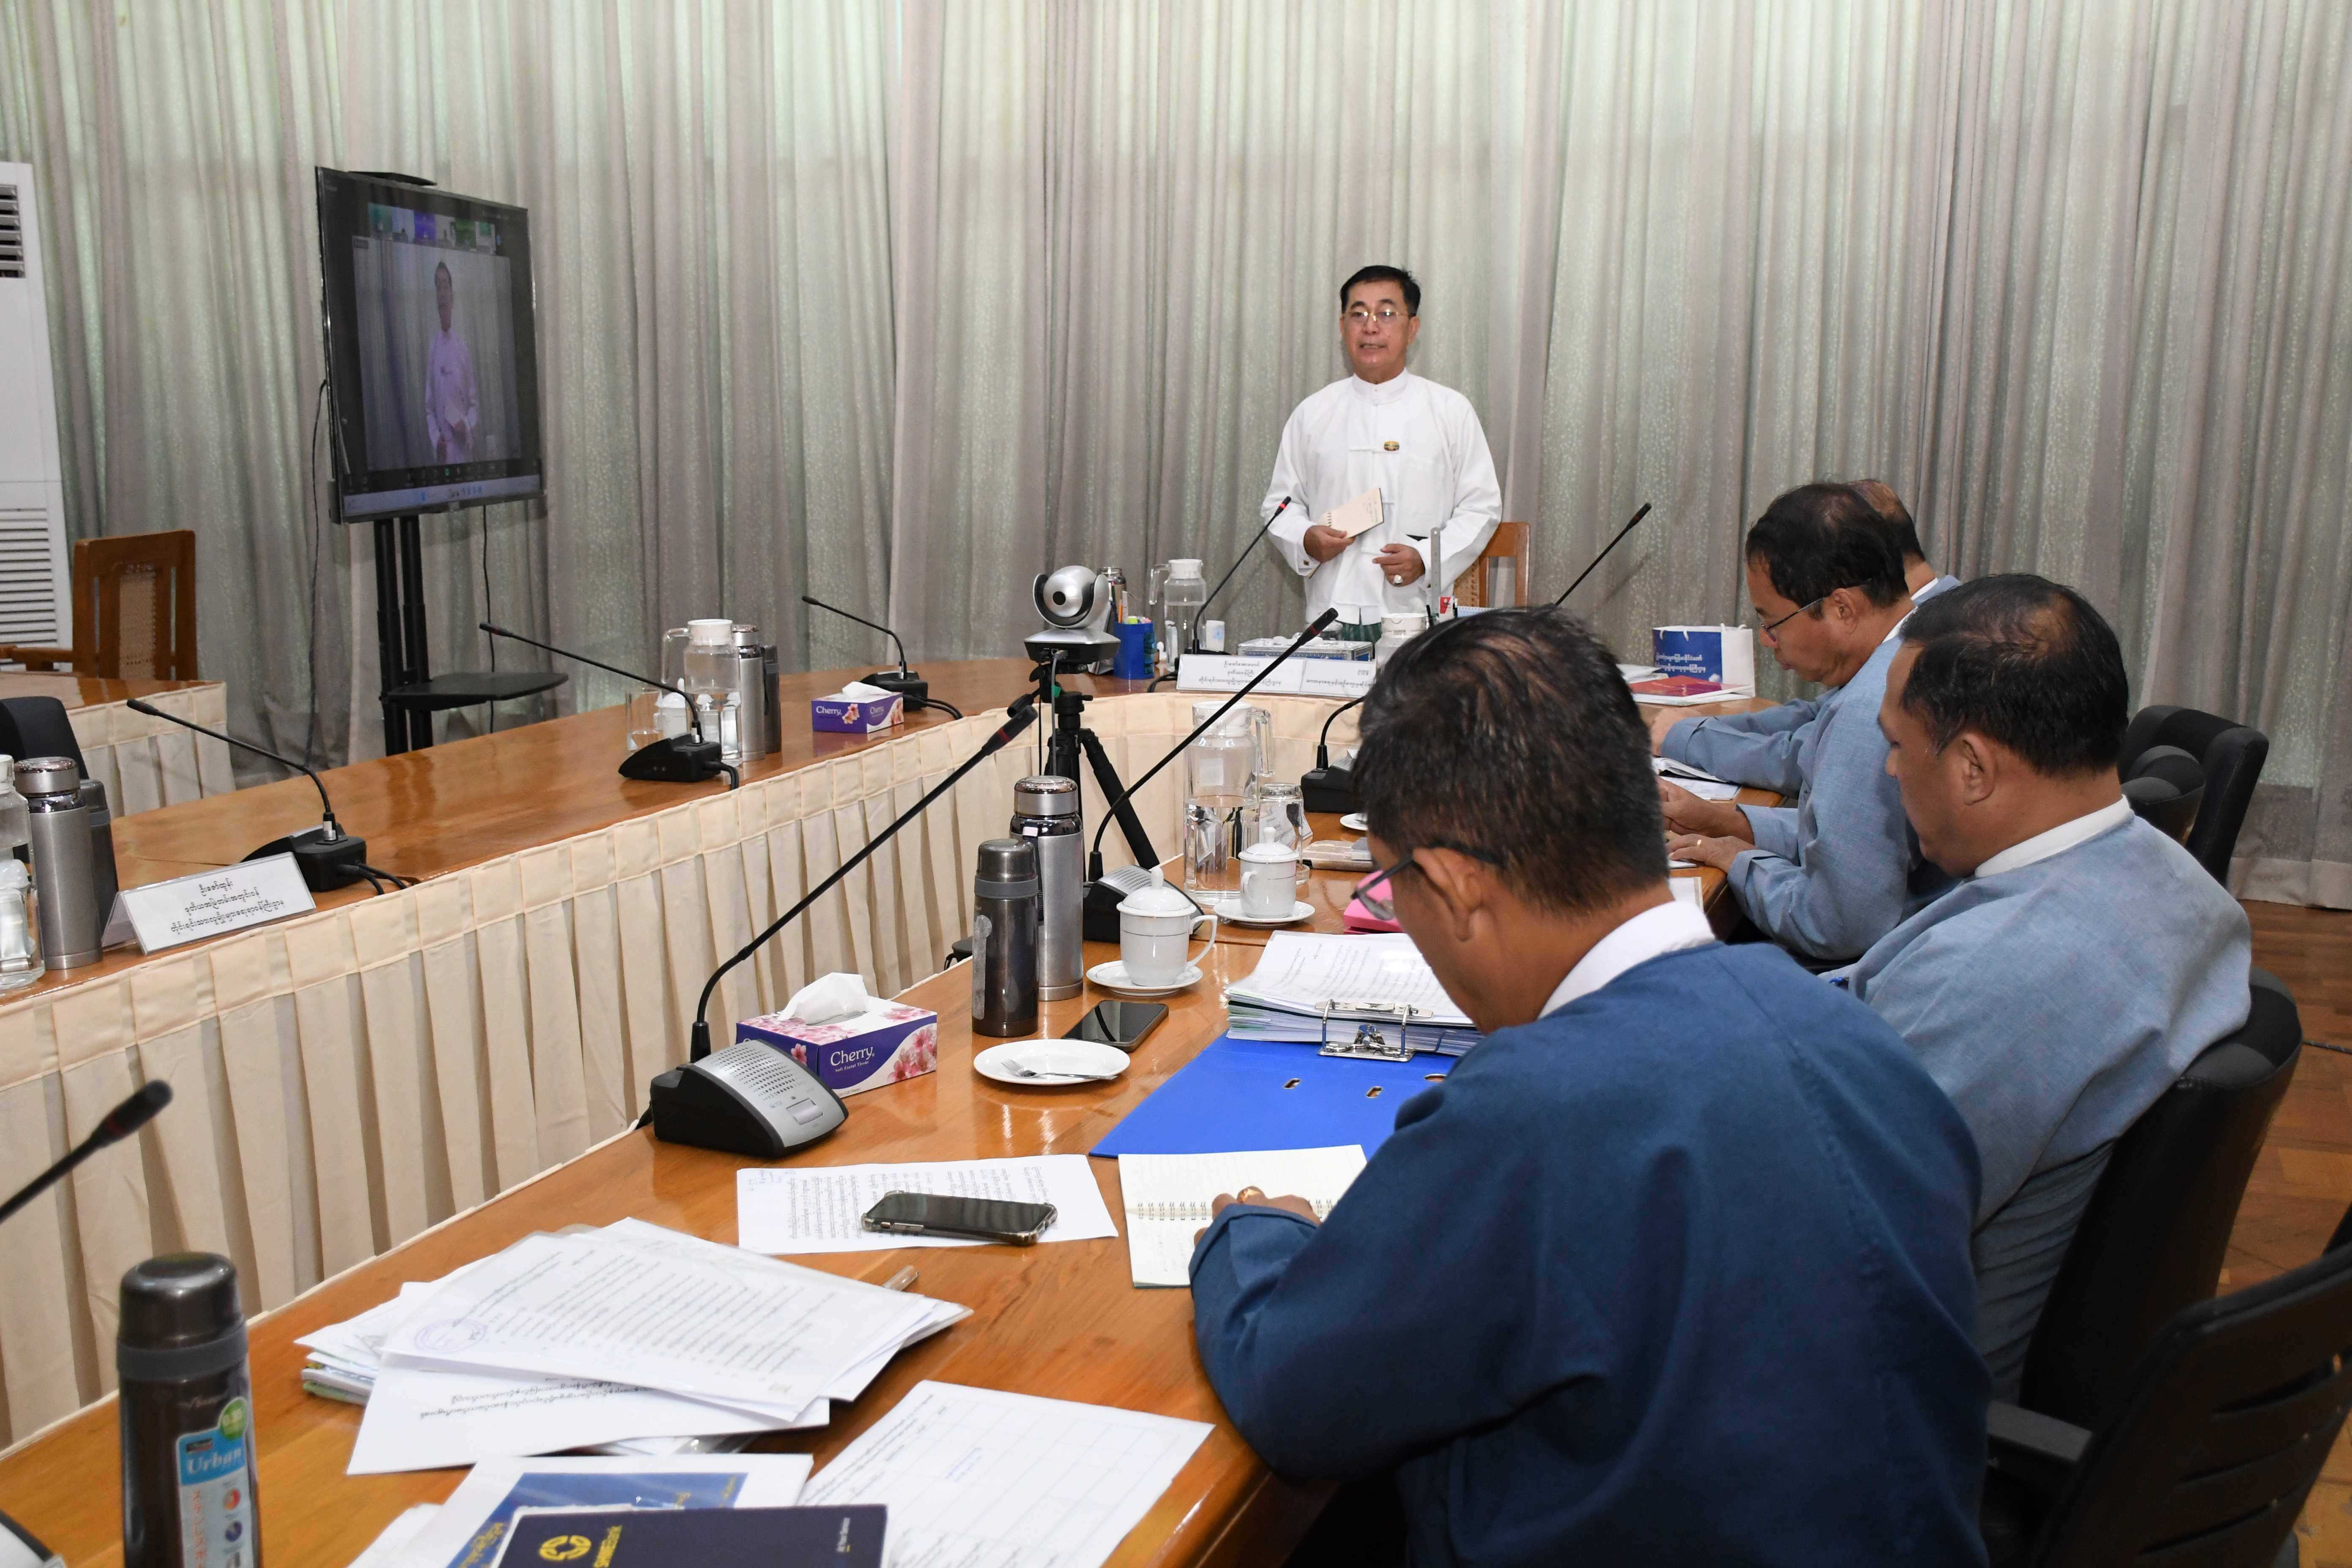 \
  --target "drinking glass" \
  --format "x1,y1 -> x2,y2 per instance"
624,686 -> 665,751
1250,781 -> 1312,885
